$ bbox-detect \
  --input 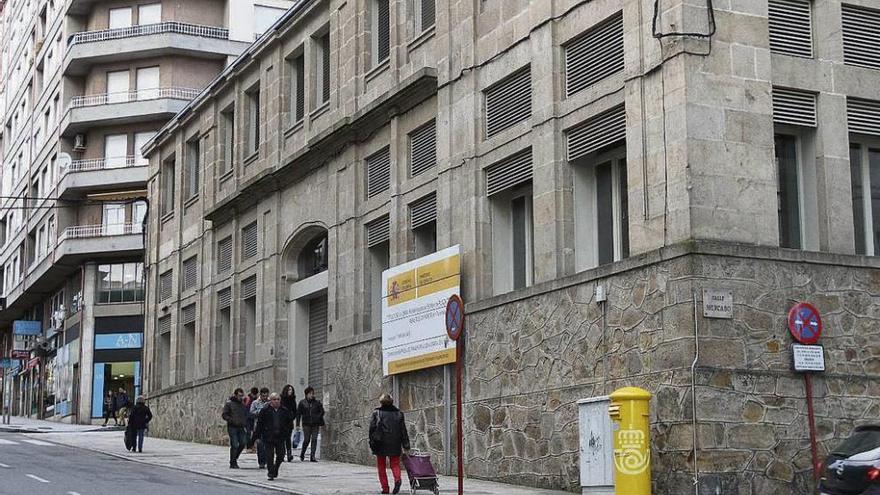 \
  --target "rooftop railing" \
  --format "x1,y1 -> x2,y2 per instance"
68,21 -> 229,46
69,87 -> 200,108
